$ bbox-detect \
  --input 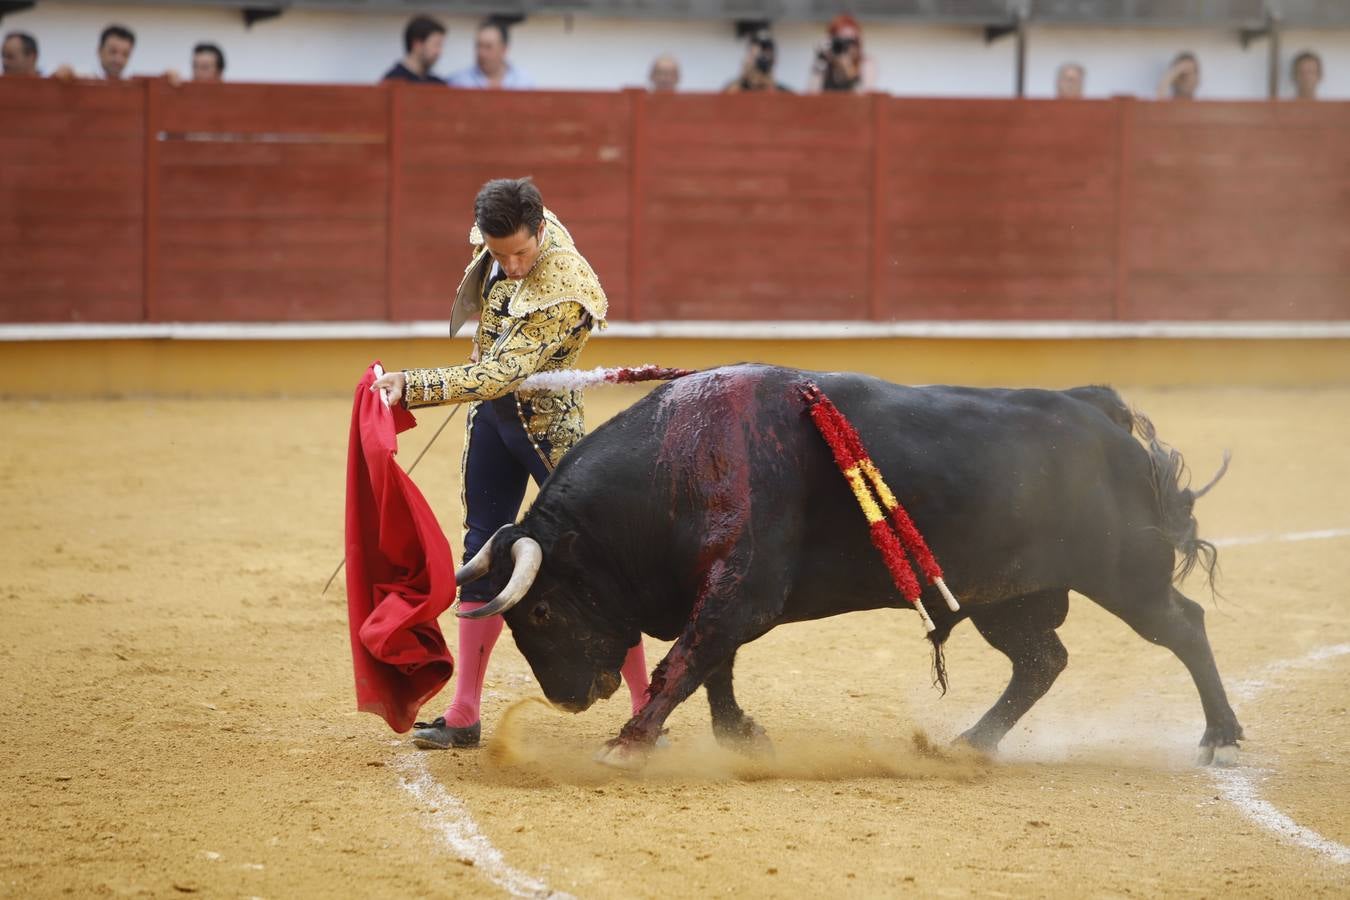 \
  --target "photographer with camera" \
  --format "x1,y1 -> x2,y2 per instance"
807,14 -> 875,94
723,27 -> 792,93
1156,51 -> 1200,101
